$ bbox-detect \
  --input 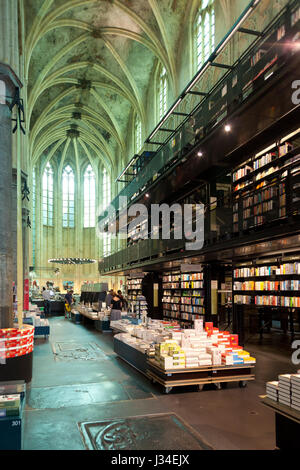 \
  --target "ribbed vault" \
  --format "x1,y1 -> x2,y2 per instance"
25,0 -> 191,177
